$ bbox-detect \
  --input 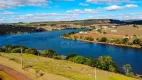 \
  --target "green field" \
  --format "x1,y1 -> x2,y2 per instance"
0,53 -> 138,80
